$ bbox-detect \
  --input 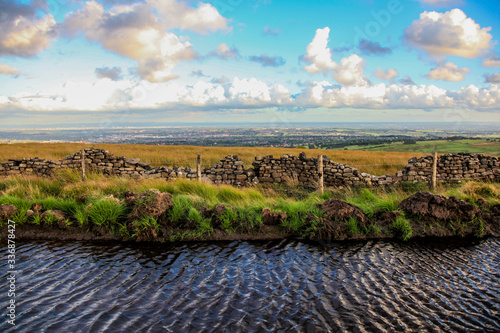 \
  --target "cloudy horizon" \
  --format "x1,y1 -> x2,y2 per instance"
0,0 -> 499,128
